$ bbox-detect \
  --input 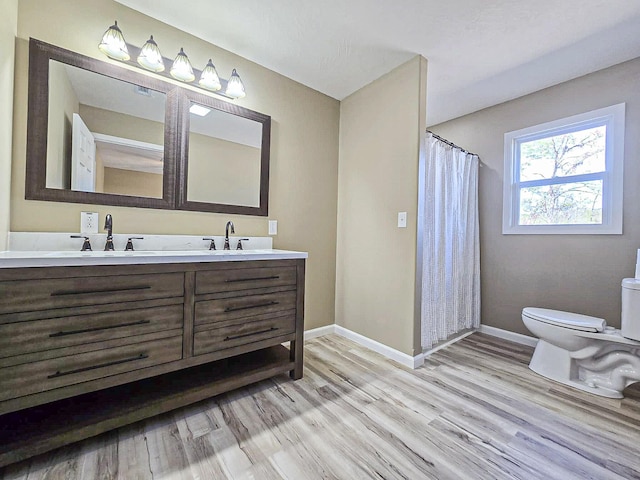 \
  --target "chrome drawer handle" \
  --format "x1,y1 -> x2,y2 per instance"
47,353 -> 149,379
224,301 -> 279,313
224,275 -> 280,283
49,320 -> 151,338
224,327 -> 278,341
51,286 -> 152,296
